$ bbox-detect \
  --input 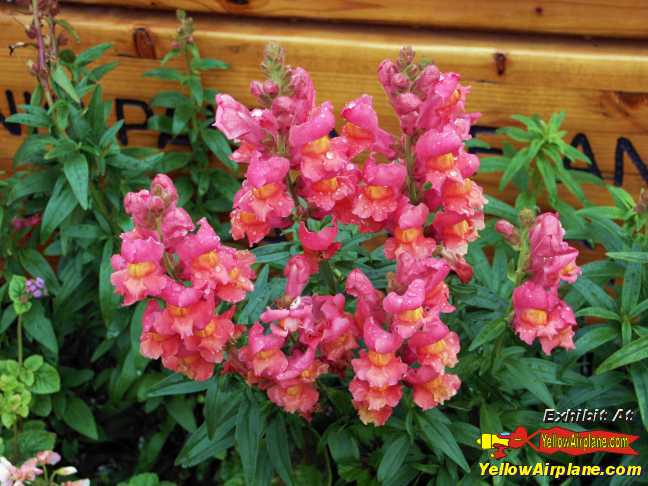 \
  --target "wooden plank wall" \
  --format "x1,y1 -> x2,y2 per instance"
1,2 -> 647,206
